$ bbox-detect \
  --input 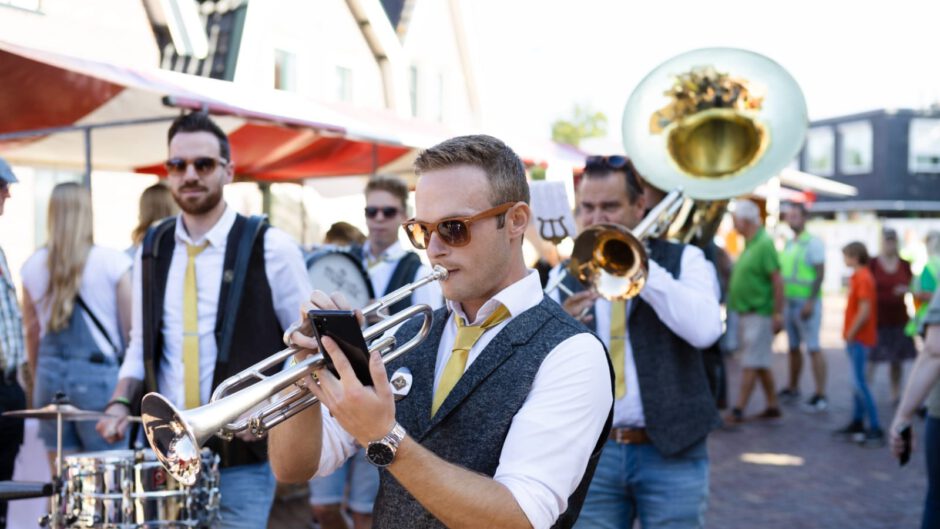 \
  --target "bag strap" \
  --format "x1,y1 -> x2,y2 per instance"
75,294 -> 121,359
216,215 -> 268,366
